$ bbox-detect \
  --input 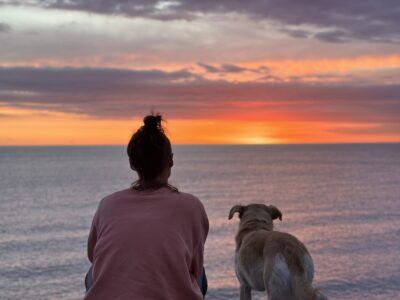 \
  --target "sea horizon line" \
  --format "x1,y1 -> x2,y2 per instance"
1,142 -> 399,147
